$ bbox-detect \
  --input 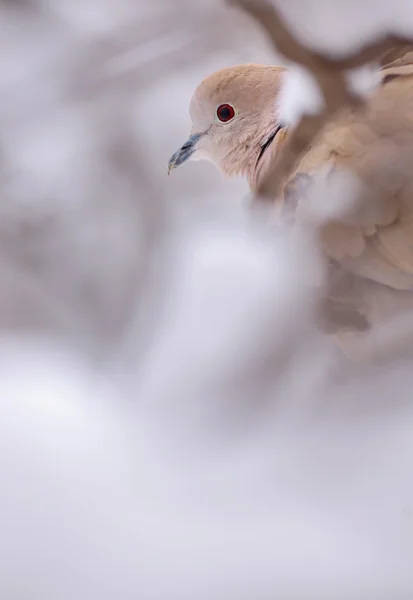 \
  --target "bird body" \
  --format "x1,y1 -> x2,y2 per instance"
288,61 -> 413,291
169,52 -> 413,358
